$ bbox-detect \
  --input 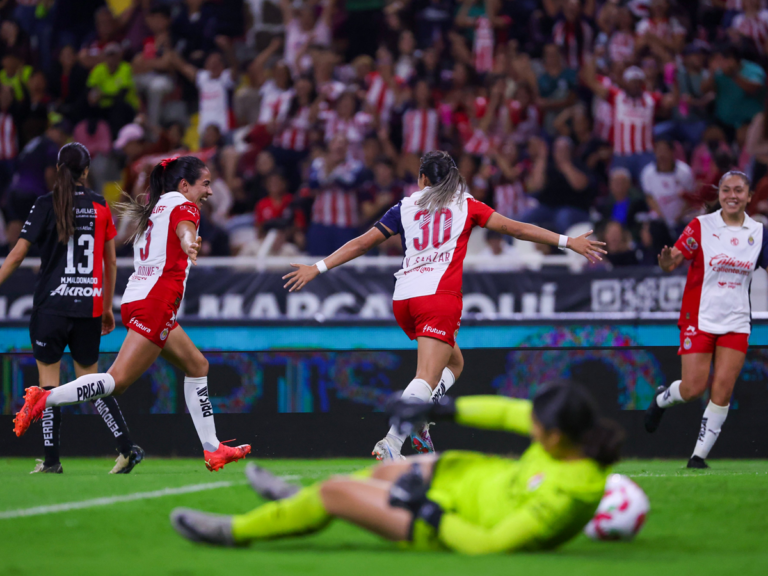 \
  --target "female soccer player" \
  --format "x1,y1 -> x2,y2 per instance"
283,150 -> 606,460
13,156 -> 251,471
0,142 -> 143,474
646,171 -> 766,468
170,379 -> 624,553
